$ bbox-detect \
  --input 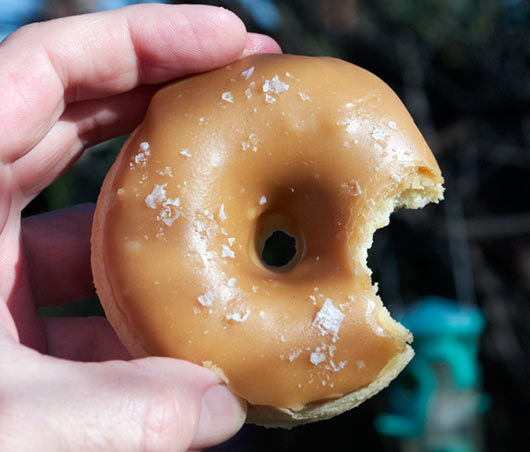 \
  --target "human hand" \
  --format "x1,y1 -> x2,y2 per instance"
0,4 -> 280,450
